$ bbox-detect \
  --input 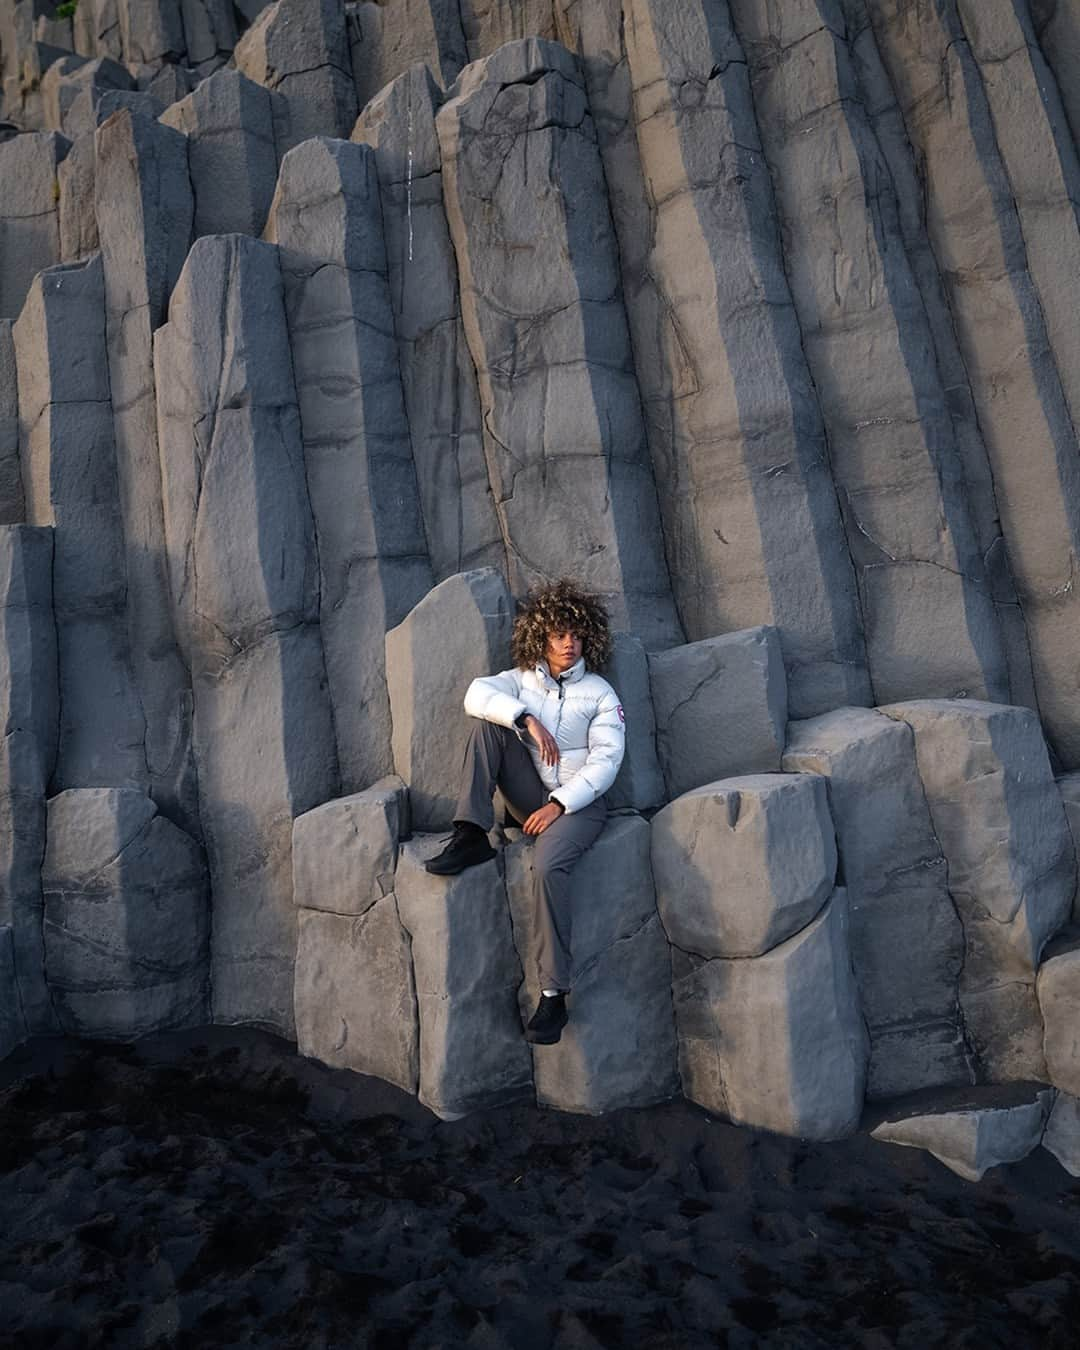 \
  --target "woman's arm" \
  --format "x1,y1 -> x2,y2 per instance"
550,686 -> 625,814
